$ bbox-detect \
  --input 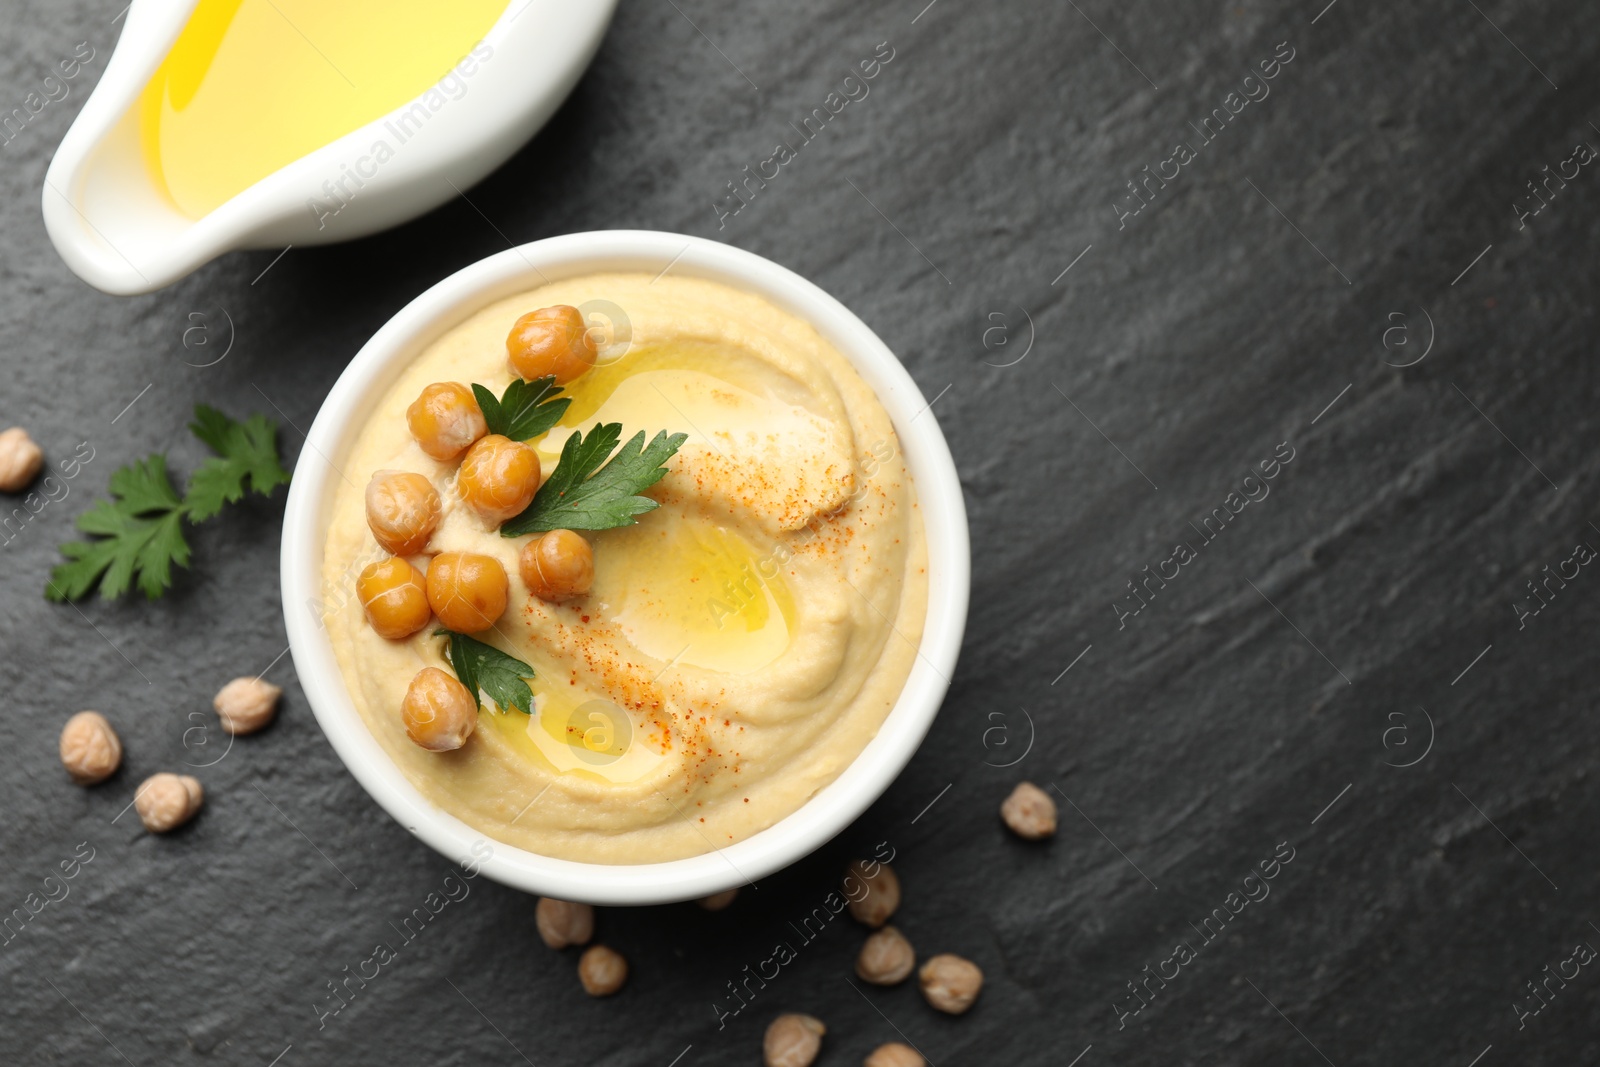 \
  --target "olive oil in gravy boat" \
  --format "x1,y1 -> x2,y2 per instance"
42,0 -> 616,295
